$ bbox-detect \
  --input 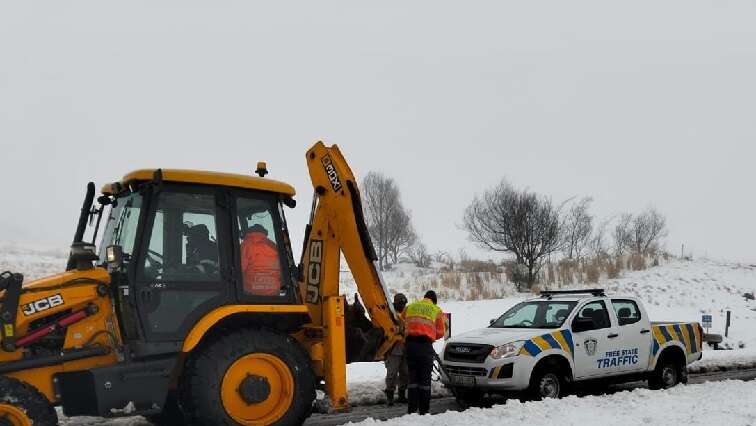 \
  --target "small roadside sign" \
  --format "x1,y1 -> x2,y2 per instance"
702,314 -> 712,329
